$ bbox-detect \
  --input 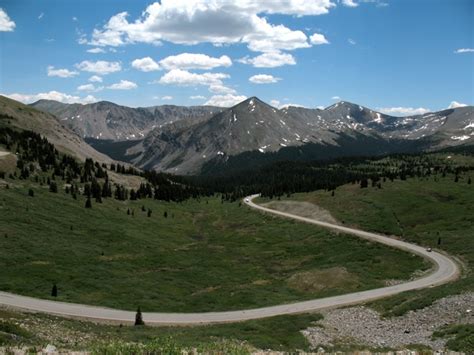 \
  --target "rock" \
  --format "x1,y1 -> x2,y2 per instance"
43,344 -> 57,354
